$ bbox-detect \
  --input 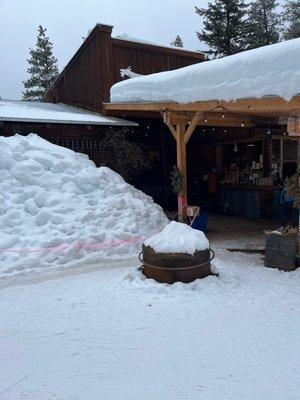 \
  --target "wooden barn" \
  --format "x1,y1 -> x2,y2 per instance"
2,24 -> 203,194
44,23 -> 204,112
